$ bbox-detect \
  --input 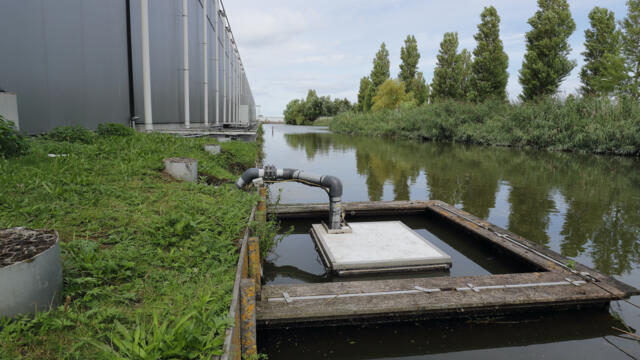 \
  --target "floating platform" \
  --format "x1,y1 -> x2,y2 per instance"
257,200 -> 640,328
310,221 -> 451,275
